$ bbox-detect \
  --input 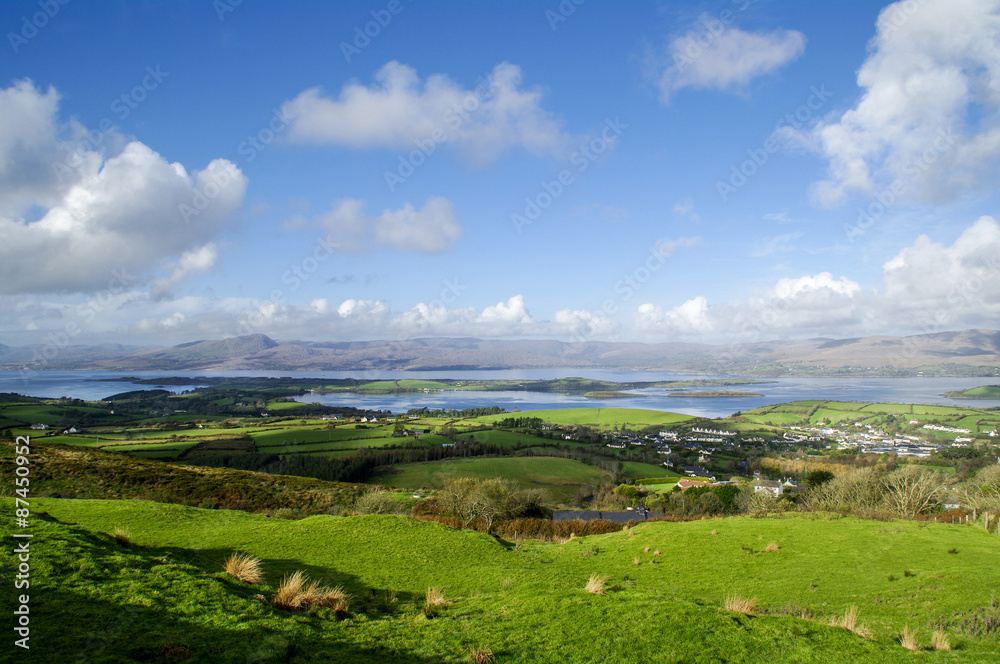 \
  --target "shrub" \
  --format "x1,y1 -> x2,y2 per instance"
585,574 -> 607,596
724,594 -> 756,615
354,488 -> 402,515
900,625 -> 920,651
223,552 -> 263,584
